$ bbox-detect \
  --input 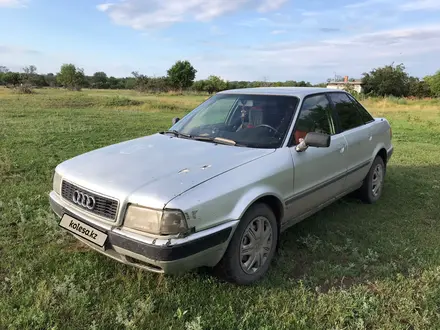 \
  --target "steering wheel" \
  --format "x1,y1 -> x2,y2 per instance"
255,124 -> 279,135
